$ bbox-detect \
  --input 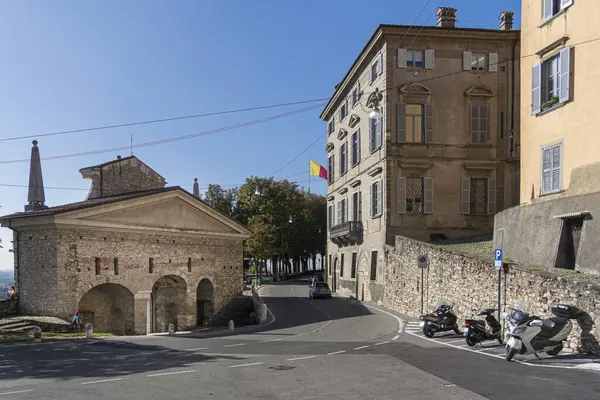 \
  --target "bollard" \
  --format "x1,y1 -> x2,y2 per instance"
229,320 -> 235,332
168,323 -> 176,336
85,323 -> 94,339
32,326 -> 42,342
